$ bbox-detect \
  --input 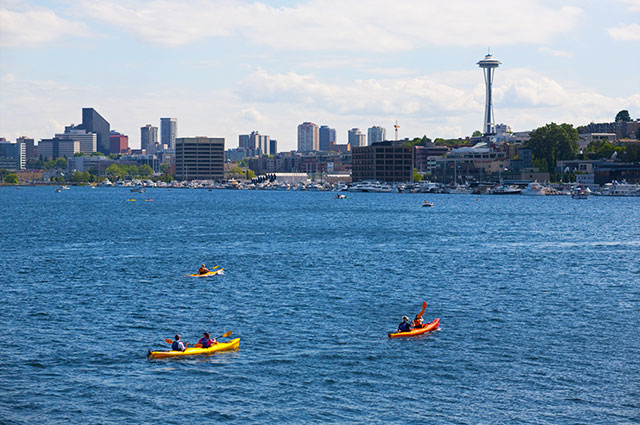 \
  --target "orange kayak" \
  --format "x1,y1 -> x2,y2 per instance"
388,318 -> 440,339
